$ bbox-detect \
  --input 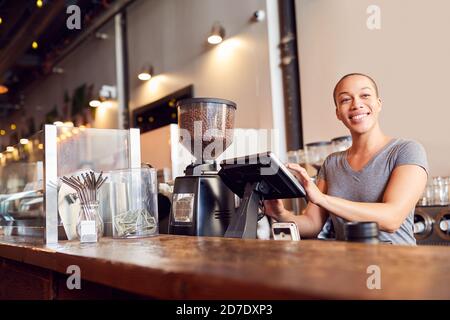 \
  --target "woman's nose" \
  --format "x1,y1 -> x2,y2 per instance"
351,98 -> 363,109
